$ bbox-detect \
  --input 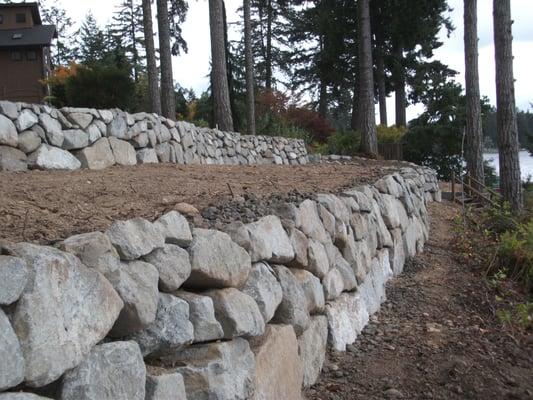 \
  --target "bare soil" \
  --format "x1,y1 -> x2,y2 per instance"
0,160 -> 403,244
306,201 -> 533,400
